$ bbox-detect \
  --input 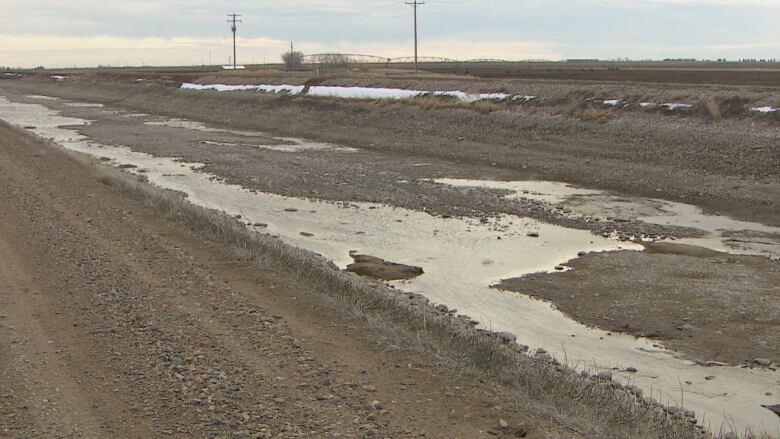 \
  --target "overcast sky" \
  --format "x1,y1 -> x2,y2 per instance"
1,0 -> 778,68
